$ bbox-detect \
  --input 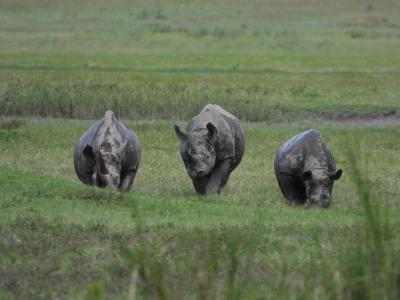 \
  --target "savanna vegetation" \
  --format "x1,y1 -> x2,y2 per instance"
0,0 -> 399,299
